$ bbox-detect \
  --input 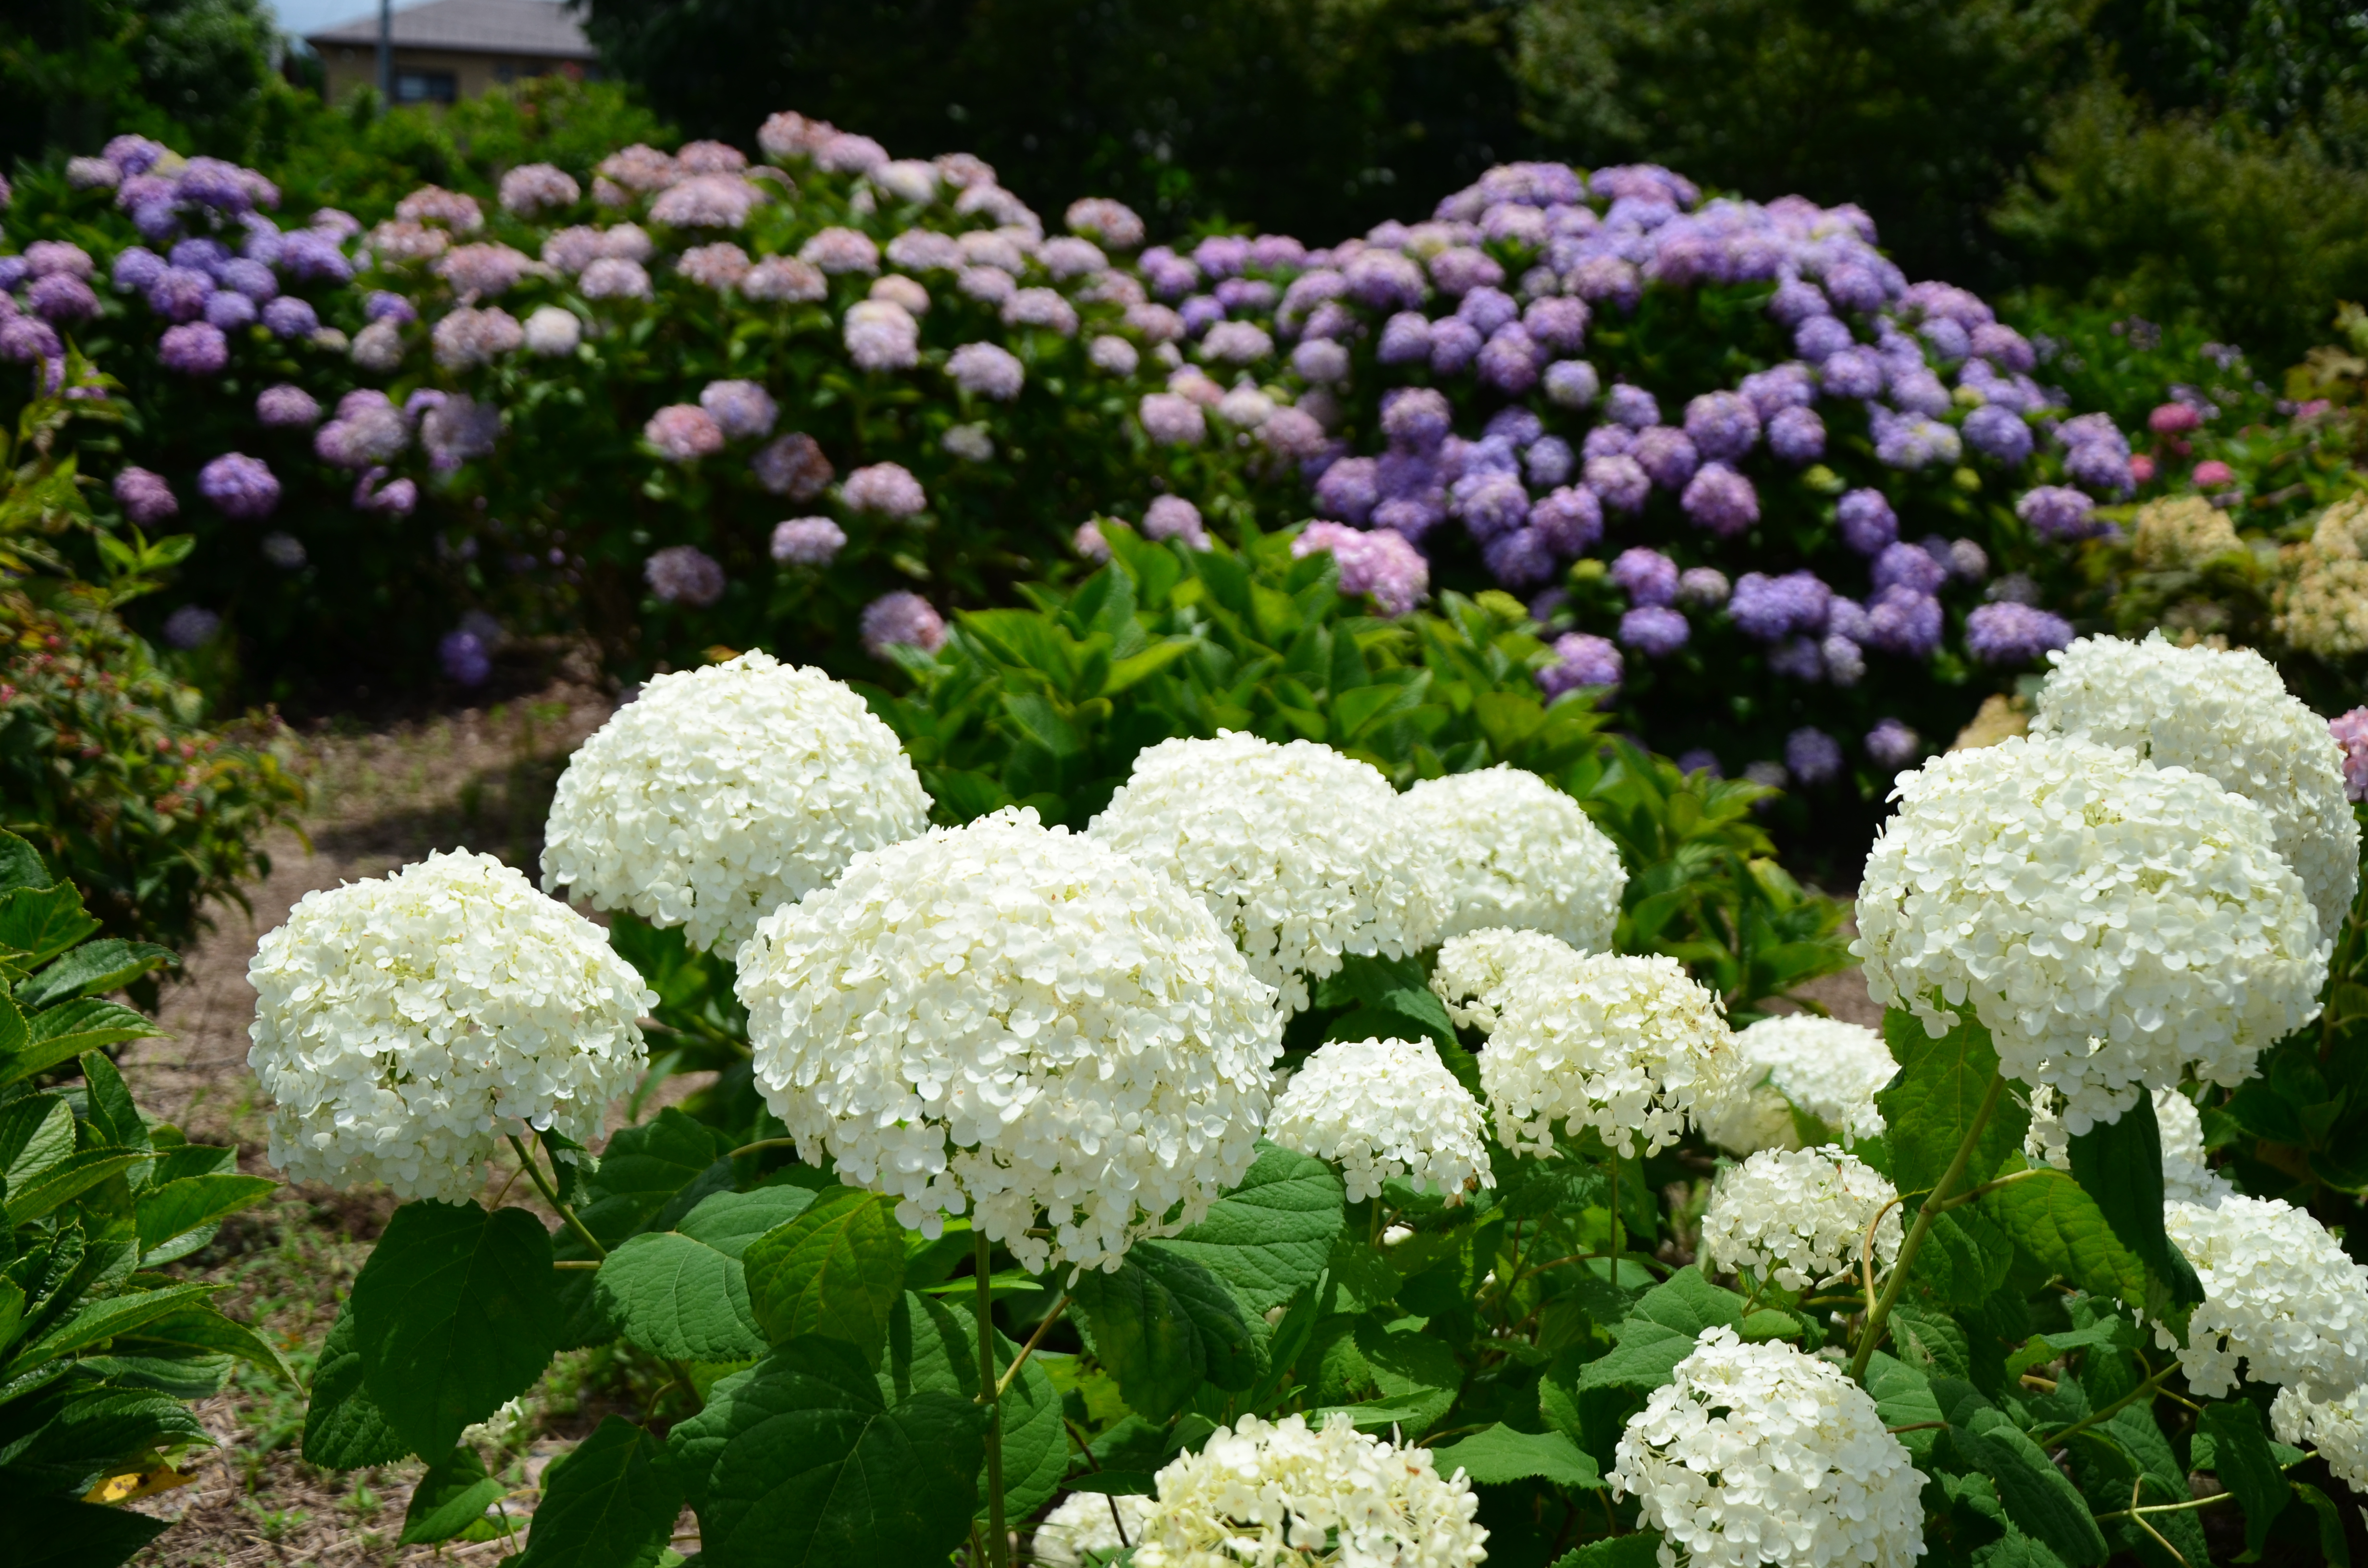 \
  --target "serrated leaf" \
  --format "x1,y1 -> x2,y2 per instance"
878,1291 -> 1065,1526
0,831 -> 51,895
0,1095 -> 72,1187
666,1336 -> 983,1568
15,939 -> 176,1009
596,1230 -> 768,1363
677,1187 -> 817,1259
1152,1140 -> 1344,1313
1876,1009 -> 2025,1197
1072,1245 -> 1263,1421
349,1200 -> 561,1459
77,1051 -> 146,1157
0,882 -> 99,974
136,1174 -> 275,1259
25,998 -> 160,1058
2064,1096 -> 2205,1310
1947,1402 -> 2107,1565
1865,1353 -> 1945,1463
1430,1423 -> 1603,1489
1889,1304 -> 1971,1381
2294,1481 -> 2352,1567
303,1307 -> 408,1469
2197,1400 -> 2290,1555
1979,1169 -> 2147,1309
0,1281 -> 217,1382
400,1446 -> 507,1545
119,1303 -> 295,1384
741,1188 -> 905,1364
515,1416 -> 685,1568
5,1147 -> 148,1224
